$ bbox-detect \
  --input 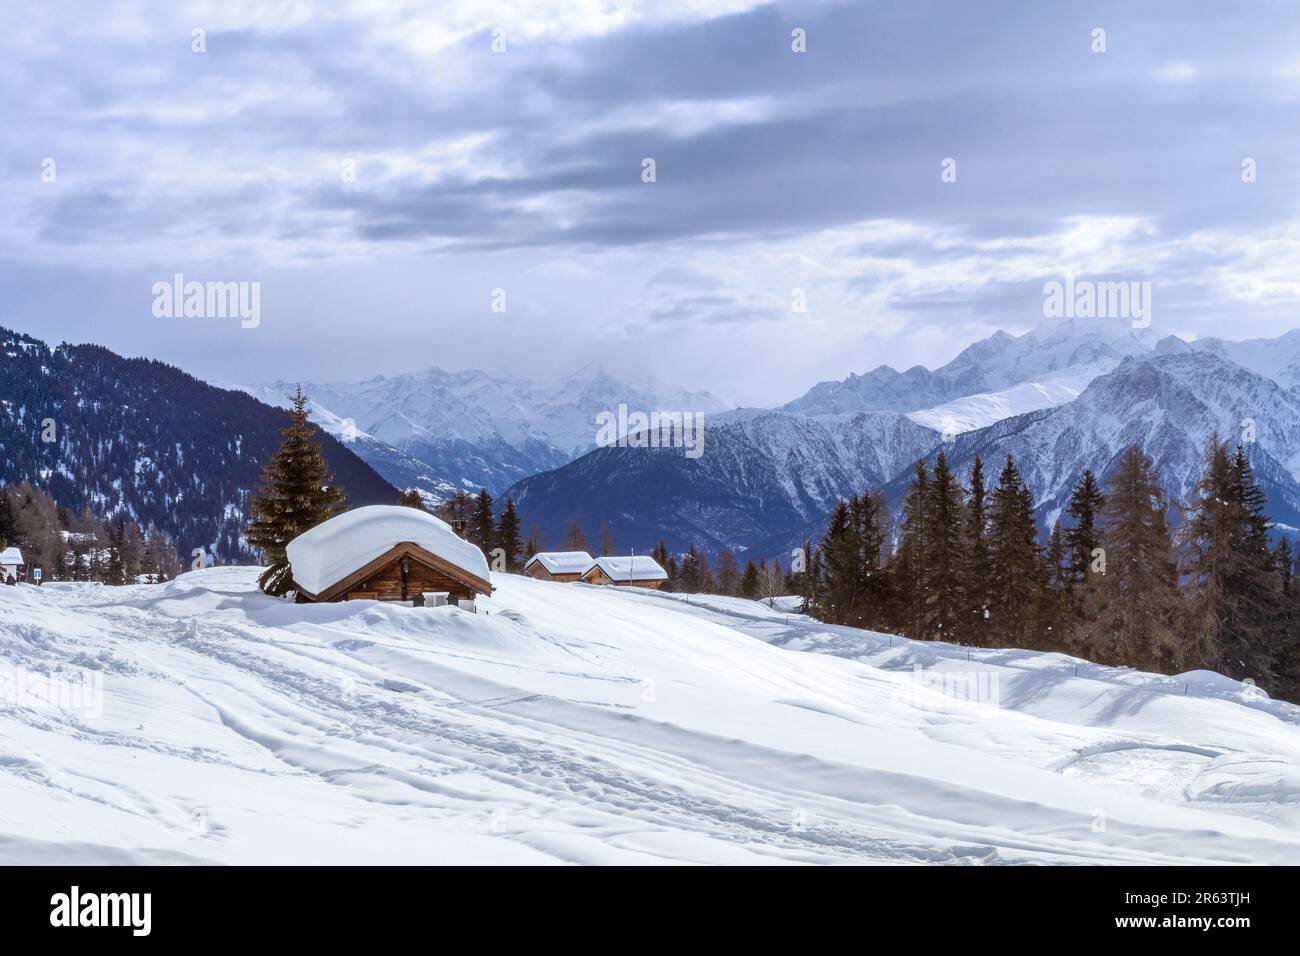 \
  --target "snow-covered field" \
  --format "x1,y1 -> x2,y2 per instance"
2,569 -> 1299,865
